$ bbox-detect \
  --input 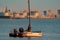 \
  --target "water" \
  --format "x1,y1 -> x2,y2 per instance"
0,19 -> 60,40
